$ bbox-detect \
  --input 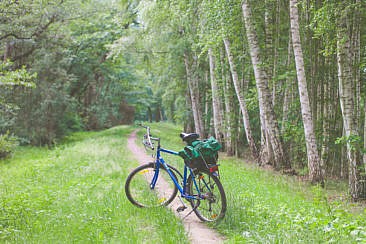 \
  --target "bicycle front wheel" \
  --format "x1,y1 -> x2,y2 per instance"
187,170 -> 226,222
125,163 -> 178,208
